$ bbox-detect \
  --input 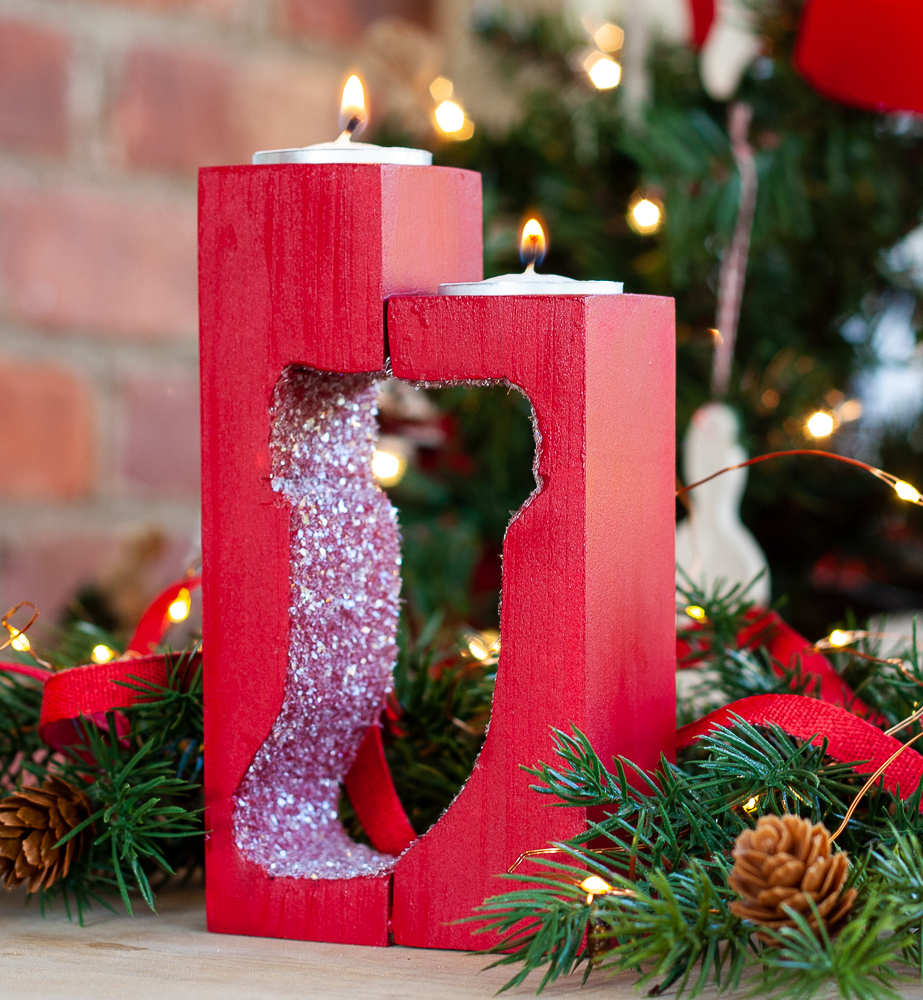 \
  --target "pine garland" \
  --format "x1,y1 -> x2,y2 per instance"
466,579 -> 923,998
